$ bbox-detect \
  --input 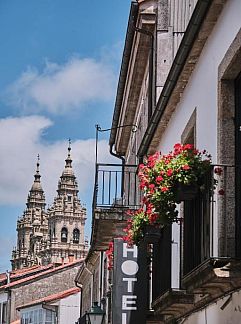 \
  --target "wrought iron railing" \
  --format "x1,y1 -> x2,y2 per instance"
92,163 -> 140,210
180,164 -> 237,277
